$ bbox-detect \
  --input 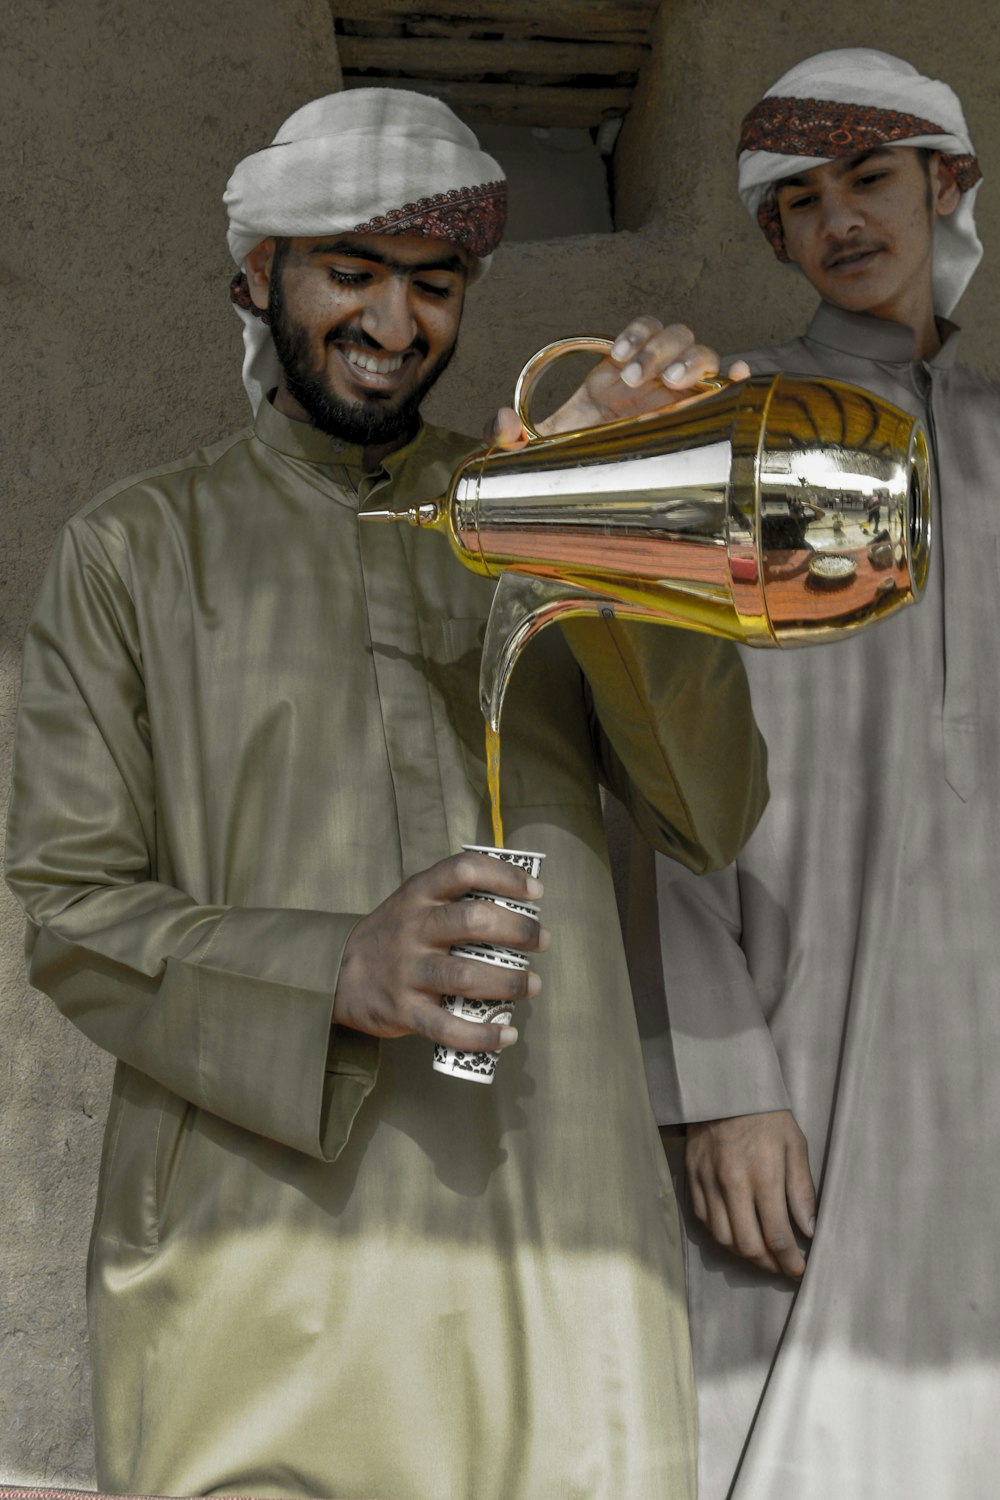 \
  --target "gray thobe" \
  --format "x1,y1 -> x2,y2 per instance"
5,399 -> 766,1500
642,304 -> 1000,1499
